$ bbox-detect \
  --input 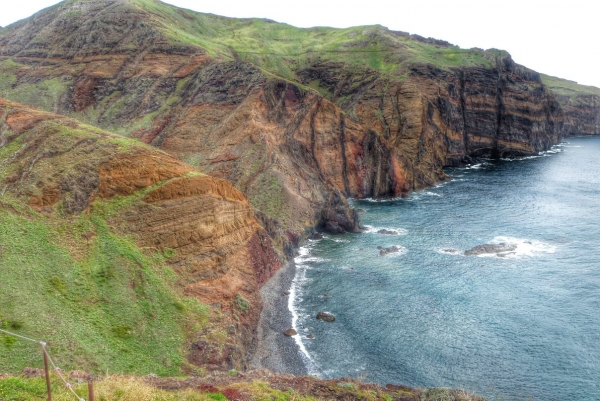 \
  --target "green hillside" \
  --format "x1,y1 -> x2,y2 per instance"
541,74 -> 600,97
134,0 -> 501,79
0,101 -> 209,376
